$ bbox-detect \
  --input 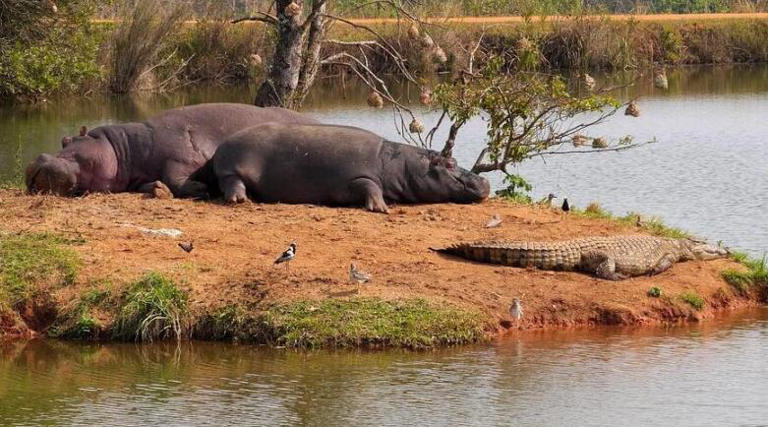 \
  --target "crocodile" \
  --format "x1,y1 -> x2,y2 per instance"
433,235 -> 728,280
